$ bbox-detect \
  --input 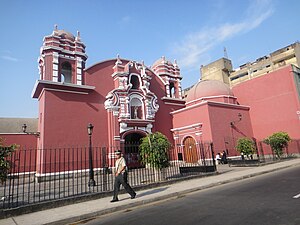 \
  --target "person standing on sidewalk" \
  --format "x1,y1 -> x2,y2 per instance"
111,150 -> 136,202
